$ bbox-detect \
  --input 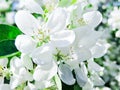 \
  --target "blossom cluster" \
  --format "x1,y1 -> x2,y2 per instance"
0,0 -> 110,90
0,0 -> 15,24
108,7 -> 120,38
90,1 -> 120,90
